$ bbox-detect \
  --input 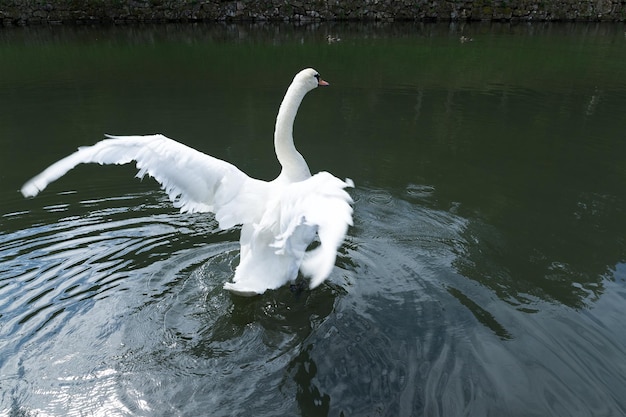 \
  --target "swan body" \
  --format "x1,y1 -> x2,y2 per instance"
21,68 -> 353,296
